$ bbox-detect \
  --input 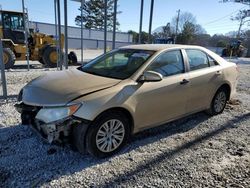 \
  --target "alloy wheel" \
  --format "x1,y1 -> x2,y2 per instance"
96,119 -> 125,153
214,91 -> 226,113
